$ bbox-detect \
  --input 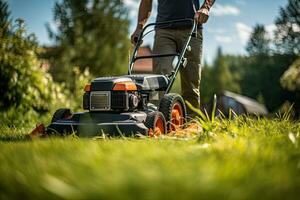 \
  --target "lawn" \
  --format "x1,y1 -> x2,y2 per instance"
0,117 -> 300,200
